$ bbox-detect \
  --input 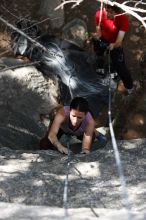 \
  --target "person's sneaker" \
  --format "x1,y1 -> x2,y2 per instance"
95,132 -> 107,145
110,72 -> 118,79
127,87 -> 134,95
122,87 -> 135,104
96,68 -> 104,74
